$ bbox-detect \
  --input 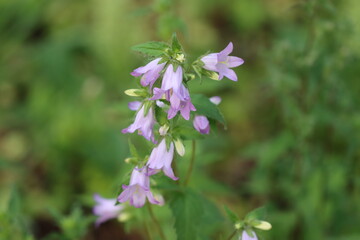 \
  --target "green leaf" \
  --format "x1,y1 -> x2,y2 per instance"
173,124 -> 204,140
191,94 -> 226,126
128,139 -> 139,159
171,33 -> 182,52
131,41 -> 169,57
155,105 -> 169,126
169,190 -> 203,240
224,205 -> 240,224
245,206 -> 267,222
